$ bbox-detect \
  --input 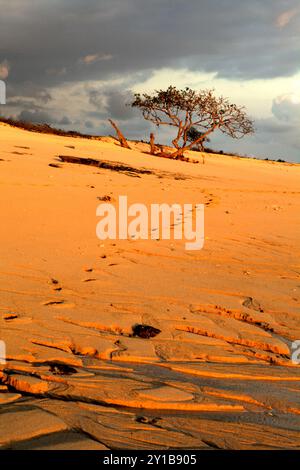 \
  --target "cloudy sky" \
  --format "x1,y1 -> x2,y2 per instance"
0,0 -> 300,161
